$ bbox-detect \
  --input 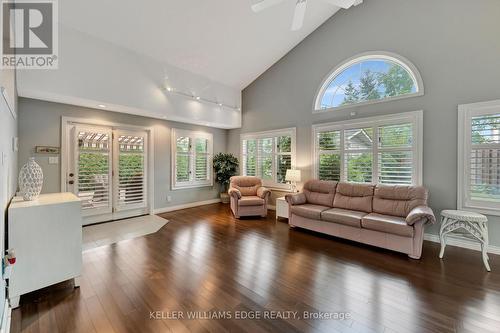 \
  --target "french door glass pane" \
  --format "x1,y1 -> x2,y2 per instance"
378,151 -> 412,185
77,131 -> 110,210
346,152 -> 372,183
118,134 -> 145,206
319,153 -> 341,181
345,128 -> 373,150
277,154 -> 291,183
